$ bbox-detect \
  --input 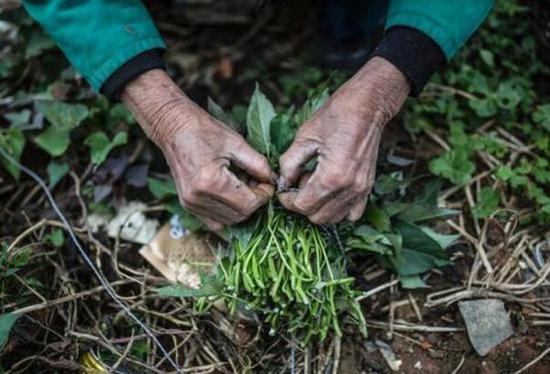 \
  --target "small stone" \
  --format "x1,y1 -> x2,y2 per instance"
375,340 -> 402,372
459,299 -> 514,356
